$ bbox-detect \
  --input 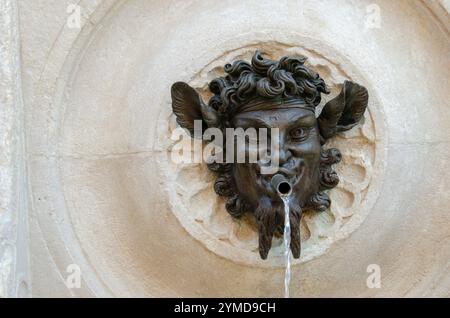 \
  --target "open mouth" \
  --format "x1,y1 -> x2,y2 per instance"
257,165 -> 304,195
